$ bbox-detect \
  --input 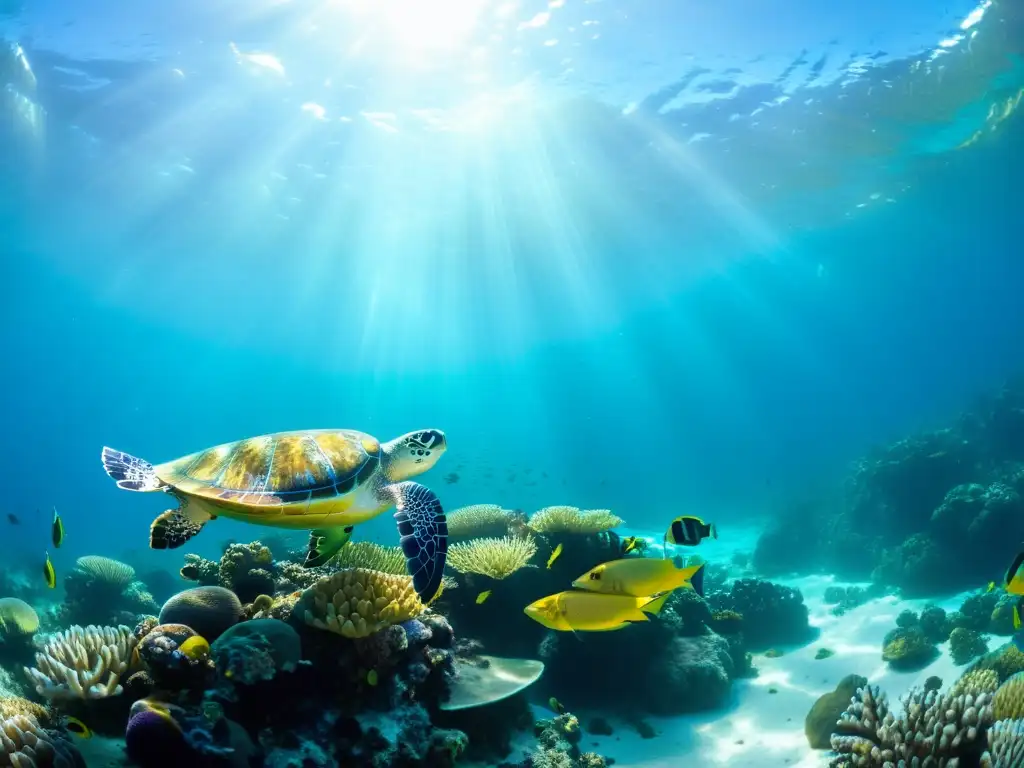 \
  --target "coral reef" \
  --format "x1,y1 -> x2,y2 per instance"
58,556 -> 158,627
0,714 -> 83,767
136,623 -> 214,689
829,679 -> 994,766
446,536 -> 538,580
24,625 -> 136,699
987,718 -> 1024,766
708,578 -> 814,649
159,586 -> 243,641
951,627 -> 990,666
211,618 -> 301,685
446,505 -> 526,540
526,507 -> 623,535
994,672 -> 1024,720
881,626 -> 939,671
297,568 -> 424,638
